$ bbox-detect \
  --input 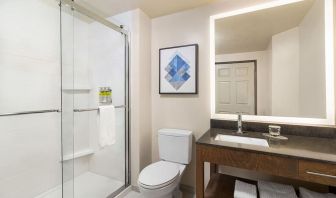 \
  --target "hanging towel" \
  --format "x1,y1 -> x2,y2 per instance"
234,180 -> 257,198
299,187 -> 336,198
99,105 -> 116,147
258,180 -> 298,198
